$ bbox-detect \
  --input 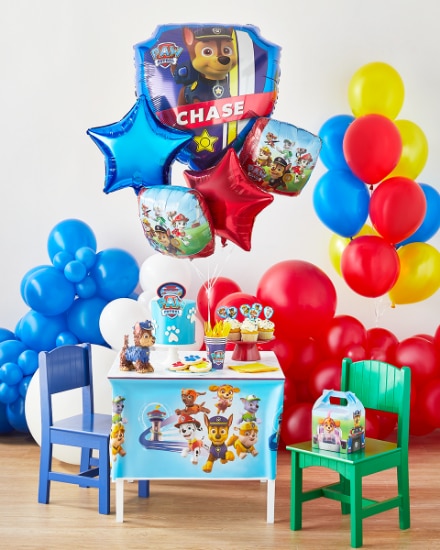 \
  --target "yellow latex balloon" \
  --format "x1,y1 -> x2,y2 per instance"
329,225 -> 377,276
387,120 -> 429,180
389,242 -> 440,305
348,62 -> 405,119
